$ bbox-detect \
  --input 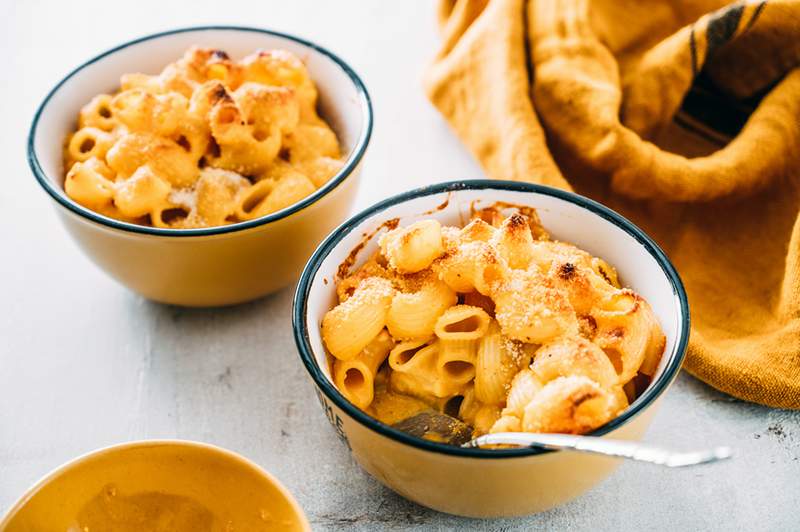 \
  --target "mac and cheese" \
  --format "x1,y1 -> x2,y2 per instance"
63,47 -> 344,228
322,207 -> 666,437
